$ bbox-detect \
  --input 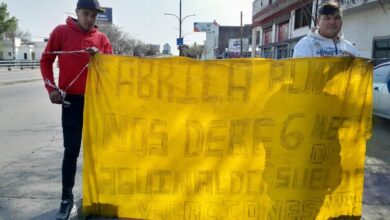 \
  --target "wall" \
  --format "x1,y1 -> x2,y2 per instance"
204,31 -> 218,59
0,37 -> 47,60
253,0 -> 272,16
33,42 -> 48,60
17,45 -> 34,60
0,45 -> 14,60
0,38 -> 21,60
342,4 -> 390,58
